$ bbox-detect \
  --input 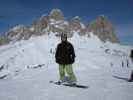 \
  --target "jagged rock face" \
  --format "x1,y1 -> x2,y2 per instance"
88,16 -> 119,43
49,9 -> 64,21
49,18 -> 70,37
48,9 -> 69,36
3,9 -> 119,45
7,25 -> 32,41
32,16 -> 49,35
32,9 -> 66,36
69,16 -> 87,36
69,16 -> 82,31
